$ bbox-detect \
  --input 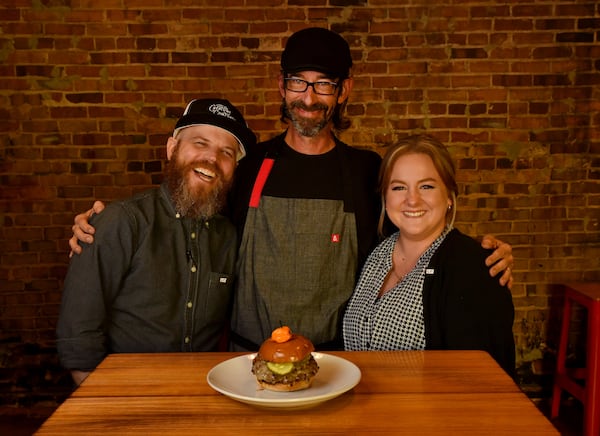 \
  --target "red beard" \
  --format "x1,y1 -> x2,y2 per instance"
165,149 -> 231,219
